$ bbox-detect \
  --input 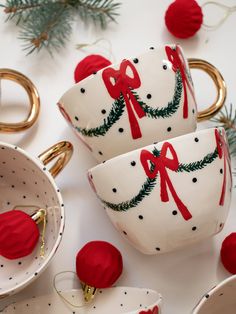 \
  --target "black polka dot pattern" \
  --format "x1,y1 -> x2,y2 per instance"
0,144 -> 65,295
